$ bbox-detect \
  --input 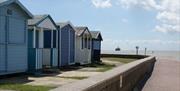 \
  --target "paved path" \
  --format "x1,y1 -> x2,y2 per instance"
142,58 -> 180,91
